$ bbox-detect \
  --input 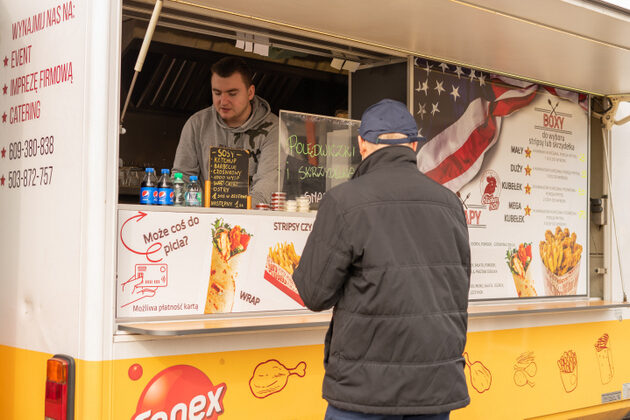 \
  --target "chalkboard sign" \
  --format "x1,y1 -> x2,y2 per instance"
208,146 -> 249,208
